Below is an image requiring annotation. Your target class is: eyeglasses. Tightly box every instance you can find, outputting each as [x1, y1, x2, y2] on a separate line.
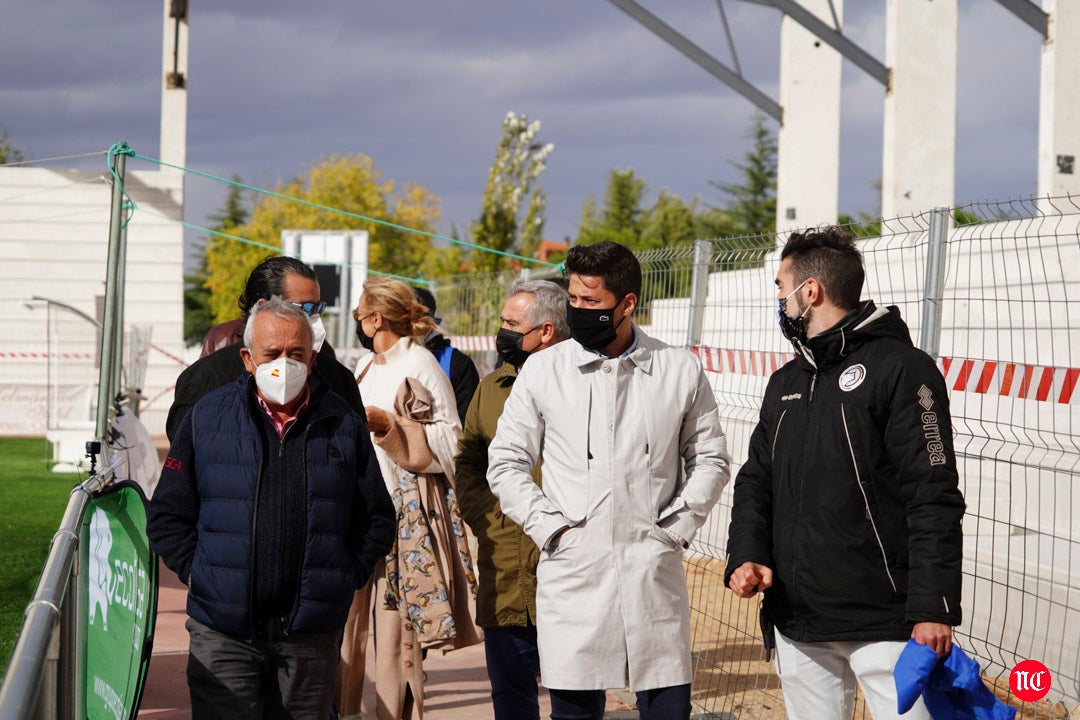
[291, 301, 327, 317]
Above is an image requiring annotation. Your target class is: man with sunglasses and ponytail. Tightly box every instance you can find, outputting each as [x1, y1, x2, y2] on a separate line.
[488, 240, 730, 720]
[167, 255, 363, 441]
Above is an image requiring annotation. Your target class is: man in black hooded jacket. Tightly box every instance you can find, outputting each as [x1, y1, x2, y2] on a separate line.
[725, 226, 965, 720]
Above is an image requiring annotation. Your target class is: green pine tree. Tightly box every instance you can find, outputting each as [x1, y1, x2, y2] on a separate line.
[184, 179, 248, 345]
[576, 168, 645, 248]
[709, 113, 777, 236]
[0, 130, 25, 165]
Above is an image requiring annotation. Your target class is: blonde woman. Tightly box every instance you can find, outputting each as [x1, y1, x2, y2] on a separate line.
[338, 277, 481, 720]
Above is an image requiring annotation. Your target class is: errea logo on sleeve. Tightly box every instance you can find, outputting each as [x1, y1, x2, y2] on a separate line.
[918, 385, 947, 466]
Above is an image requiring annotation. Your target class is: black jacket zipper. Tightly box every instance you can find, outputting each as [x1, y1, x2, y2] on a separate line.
[789, 372, 818, 609]
[247, 437, 264, 640]
[840, 404, 897, 593]
[284, 410, 339, 635]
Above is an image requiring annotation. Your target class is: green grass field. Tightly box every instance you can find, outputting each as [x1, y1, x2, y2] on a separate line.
[0, 438, 81, 676]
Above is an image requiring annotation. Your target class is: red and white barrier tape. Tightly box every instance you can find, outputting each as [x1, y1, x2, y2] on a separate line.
[452, 335, 497, 352]
[0, 351, 95, 360]
[692, 346, 795, 377]
[1, 346, 188, 367]
[939, 357, 1079, 406]
[691, 345, 1079, 406]
[151, 344, 190, 367]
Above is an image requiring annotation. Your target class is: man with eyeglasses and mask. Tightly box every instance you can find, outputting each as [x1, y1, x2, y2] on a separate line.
[725, 227, 965, 720]
[149, 297, 394, 719]
[454, 278, 570, 720]
[167, 256, 363, 441]
[487, 241, 730, 720]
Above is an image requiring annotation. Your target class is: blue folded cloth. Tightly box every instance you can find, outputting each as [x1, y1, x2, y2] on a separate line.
[894, 640, 1016, 720]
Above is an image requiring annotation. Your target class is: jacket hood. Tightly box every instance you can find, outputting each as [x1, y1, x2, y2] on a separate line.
[794, 300, 914, 372]
[425, 330, 450, 351]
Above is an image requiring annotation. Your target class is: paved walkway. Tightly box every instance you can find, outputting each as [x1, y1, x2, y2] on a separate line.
[138, 561, 632, 719]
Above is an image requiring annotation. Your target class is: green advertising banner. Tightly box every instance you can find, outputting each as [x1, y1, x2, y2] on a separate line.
[80, 482, 158, 720]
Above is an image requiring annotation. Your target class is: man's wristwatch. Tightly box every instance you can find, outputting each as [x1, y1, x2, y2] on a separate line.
[662, 528, 689, 549]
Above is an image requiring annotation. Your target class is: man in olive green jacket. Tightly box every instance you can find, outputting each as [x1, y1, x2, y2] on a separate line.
[455, 278, 569, 720]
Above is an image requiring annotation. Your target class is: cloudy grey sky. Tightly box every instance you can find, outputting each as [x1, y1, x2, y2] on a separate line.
[0, 1, 1044, 267]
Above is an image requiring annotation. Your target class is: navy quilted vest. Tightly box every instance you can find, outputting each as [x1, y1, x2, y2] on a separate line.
[186, 376, 362, 637]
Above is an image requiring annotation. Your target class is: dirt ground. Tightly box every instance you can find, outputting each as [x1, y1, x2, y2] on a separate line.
[685, 556, 790, 719]
[680, 557, 1071, 720]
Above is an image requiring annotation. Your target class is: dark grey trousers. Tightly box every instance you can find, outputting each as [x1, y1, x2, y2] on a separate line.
[185, 617, 341, 720]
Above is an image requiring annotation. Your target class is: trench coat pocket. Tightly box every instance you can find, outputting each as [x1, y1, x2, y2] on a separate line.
[545, 519, 587, 557]
[648, 524, 684, 551]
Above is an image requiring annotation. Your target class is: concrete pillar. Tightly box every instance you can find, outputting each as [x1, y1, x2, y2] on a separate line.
[881, 0, 957, 220]
[775, 0, 843, 233]
[1038, 0, 1080, 207]
[160, 0, 188, 176]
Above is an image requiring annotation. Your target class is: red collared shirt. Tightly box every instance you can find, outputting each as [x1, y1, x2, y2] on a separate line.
[255, 386, 311, 439]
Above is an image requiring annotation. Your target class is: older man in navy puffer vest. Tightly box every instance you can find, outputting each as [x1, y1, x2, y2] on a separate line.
[149, 297, 395, 719]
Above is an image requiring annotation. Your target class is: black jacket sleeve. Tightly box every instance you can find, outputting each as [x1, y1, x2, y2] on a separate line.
[314, 355, 365, 418]
[724, 376, 778, 588]
[886, 353, 965, 626]
[349, 429, 396, 588]
[147, 412, 200, 584]
[165, 363, 200, 443]
[165, 346, 244, 442]
[449, 349, 480, 426]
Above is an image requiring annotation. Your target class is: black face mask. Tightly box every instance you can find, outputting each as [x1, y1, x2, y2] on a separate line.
[776, 280, 810, 345]
[495, 326, 540, 368]
[566, 298, 626, 351]
[355, 316, 375, 351]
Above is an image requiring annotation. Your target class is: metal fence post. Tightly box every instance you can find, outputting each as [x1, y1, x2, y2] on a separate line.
[919, 206, 949, 357]
[112, 217, 128, 400]
[96, 145, 128, 443]
[685, 239, 711, 347]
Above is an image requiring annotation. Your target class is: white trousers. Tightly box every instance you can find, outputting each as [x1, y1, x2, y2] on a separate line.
[774, 631, 930, 720]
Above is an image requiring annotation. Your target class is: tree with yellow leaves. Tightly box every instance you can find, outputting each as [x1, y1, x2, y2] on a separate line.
[204, 153, 455, 323]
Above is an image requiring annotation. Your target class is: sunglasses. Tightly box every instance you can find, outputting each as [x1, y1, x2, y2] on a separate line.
[291, 301, 327, 317]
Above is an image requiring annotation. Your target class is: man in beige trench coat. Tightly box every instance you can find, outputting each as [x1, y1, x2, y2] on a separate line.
[487, 240, 731, 720]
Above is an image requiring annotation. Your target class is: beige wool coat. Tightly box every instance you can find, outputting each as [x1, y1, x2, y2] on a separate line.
[338, 338, 481, 720]
[487, 328, 731, 692]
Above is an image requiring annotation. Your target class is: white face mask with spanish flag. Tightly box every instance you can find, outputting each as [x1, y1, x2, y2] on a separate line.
[254, 357, 308, 406]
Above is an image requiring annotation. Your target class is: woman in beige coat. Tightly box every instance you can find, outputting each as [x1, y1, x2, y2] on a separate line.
[337, 277, 481, 720]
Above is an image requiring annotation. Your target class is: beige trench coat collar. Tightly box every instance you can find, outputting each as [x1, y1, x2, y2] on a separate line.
[568, 324, 655, 375]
